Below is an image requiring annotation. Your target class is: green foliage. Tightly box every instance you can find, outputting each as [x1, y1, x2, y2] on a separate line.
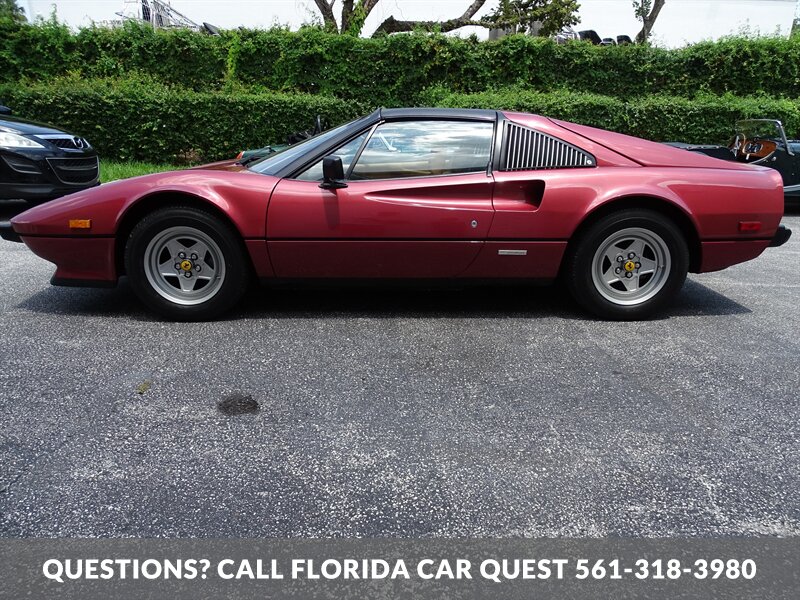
[425, 88, 800, 144]
[5, 77, 797, 167]
[3, 22, 799, 165]
[344, 2, 370, 37]
[0, 20, 228, 88]
[488, 0, 580, 37]
[0, 77, 363, 163]
[0, 0, 25, 22]
[632, 0, 651, 22]
[3, 22, 800, 102]
[230, 28, 490, 104]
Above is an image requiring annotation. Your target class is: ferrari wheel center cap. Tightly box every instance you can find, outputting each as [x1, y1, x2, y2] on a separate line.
[624, 260, 636, 273]
[180, 260, 193, 272]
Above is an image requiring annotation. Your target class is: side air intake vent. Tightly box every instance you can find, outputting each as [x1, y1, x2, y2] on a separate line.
[502, 123, 595, 171]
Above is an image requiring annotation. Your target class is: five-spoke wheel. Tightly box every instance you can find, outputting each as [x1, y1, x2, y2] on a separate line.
[565, 209, 689, 320]
[144, 226, 226, 306]
[591, 227, 671, 306]
[125, 206, 249, 320]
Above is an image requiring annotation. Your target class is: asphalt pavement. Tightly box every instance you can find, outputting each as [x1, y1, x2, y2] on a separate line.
[1, 202, 798, 537]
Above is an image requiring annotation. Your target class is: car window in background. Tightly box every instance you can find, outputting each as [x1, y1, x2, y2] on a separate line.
[295, 132, 369, 182]
[247, 120, 356, 176]
[349, 121, 493, 181]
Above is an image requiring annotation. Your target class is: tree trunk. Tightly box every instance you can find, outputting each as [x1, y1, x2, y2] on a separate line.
[374, 0, 488, 36]
[341, 0, 354, 33]
[636, 0, 666, 43]
[342, 0, 381, 35]
[313, 0, 338, 31]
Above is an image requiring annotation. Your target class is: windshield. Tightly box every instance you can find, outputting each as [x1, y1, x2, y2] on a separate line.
[246, 119, 358, 175]
[736, 120, 782, 140]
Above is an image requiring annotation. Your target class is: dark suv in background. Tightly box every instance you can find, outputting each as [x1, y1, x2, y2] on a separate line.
[0, 104, 99, 204]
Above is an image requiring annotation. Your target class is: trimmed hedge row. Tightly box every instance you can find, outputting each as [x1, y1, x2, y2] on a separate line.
[2, 20, 800, 104]
[422, 87, 800, 144]
[0, 78, 363, 163]
[3, 79, 798, 163]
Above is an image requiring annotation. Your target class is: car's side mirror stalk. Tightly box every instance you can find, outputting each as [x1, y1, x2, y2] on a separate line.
[320, 156, 348, 190]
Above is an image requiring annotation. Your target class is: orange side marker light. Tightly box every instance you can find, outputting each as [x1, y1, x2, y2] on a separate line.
[69, 219, 92, 230]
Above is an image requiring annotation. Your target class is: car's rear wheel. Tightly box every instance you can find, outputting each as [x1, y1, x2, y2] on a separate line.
[124, 206, 249, 320]
[564, 209, 689, 320]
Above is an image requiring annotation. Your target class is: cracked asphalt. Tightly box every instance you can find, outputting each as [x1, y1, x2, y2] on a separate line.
[0, 201, 798, 538]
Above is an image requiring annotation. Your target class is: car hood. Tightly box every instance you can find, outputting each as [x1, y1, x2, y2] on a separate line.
[11, 168, 279, 238]
[0, 115, 76, 136]
[190, 159, 248, 173]
[551, 118, 757, 171]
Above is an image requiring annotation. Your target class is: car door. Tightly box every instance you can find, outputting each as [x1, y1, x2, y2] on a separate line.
[462, 120, 599, 279]
[267, 119, 496, 278]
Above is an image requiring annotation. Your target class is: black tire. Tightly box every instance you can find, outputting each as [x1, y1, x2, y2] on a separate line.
[564, 209, 689, 320]
[124, 206, 250, 321]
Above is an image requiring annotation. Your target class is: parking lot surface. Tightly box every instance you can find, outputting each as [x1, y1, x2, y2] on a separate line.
[1, 203, 798, 537]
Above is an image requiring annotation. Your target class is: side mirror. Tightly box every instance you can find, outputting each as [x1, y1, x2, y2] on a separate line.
[0, 105, 11, 116]
[320, 155, 347, 190]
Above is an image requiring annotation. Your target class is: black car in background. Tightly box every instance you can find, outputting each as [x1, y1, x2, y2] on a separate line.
[0, 104, 99, 204]
[667, 119, 800, 208]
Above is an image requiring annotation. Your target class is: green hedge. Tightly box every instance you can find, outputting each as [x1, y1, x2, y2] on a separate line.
[3, 78, 798, 164]
[422, 88, 800, 144]
[0, 19, 228, 90]
[0, 78, 363, 163]
[2, 20, 800, 104]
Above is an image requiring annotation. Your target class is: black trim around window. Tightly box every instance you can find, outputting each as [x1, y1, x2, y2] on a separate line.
[287, 112, 502, 182]
[277, 108, 502, 181]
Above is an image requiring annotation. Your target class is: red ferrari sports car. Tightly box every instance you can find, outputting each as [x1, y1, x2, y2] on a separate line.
[0, 108, 791, 320]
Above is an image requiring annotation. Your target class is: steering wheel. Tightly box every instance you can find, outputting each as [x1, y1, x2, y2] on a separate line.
[730, 134, 742, 157]
[732, 136, 777, 163]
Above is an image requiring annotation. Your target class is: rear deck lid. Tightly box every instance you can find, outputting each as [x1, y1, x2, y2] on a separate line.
[550, 118, 757, 171]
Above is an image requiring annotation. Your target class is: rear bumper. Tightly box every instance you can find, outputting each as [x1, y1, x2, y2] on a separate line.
[699, 239, 771, 273]
[699, 227, 792, 273]
[0, 221, 21, 242]
[769, 225, 791, 247]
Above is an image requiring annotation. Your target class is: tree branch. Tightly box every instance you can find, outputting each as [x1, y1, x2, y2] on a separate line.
[636, 0, 666, 43]
[341, 0, 381, 35]
[374, 0, 489, 35]
[362, 0, 381, 14]
[313, 0, 338, 31]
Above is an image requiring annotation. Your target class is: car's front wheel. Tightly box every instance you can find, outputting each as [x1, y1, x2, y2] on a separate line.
[124, 206, 249, 320]
[564, 209, 689, 320]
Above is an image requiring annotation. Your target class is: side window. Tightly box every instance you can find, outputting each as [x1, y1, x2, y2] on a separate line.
[295, 132, 368, 181]
[349, 121, 493, 181]
[501, 122, 595, 170]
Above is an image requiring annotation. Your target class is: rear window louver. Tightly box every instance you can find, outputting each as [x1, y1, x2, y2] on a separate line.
[501, 122, 595, 171]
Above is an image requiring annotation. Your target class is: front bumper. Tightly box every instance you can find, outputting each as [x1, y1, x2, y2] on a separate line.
[1, 148, 100, 203]
[0, 221, 21, 242]
[769, 224, 792, 247]
[0, 180, 100, 203]
[17, 235, 118, 284]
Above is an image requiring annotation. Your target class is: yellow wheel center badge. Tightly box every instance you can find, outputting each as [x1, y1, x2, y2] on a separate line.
[624, 260, 636, 273]
[180, 260, 193, 272]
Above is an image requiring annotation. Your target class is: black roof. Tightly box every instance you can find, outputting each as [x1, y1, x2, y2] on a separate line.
[255, 107, 501, 178]
[379, 107, 498, 121]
